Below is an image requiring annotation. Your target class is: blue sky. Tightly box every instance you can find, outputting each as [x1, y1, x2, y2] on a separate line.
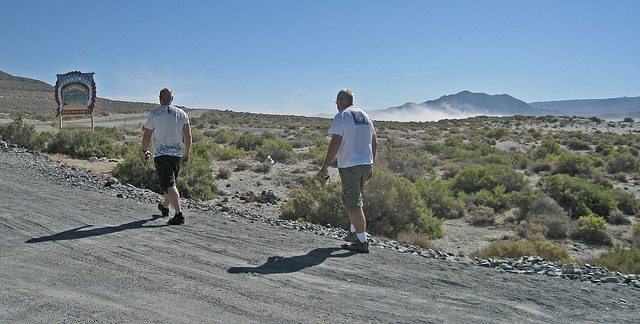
[2, 1, 638, 116]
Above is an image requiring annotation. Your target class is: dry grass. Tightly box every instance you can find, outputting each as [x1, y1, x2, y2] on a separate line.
[396, 232, 435, 250]
[44, 153, 118, 177]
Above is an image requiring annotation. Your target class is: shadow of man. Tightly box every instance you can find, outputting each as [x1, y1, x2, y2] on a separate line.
[26, 215, 168, 243]
[227, 247, 356, 275]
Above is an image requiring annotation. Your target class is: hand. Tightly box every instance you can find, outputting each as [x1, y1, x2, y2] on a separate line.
[143, 151, 151, 161]
[181, 153, 190, 164]
[367, 169, 374, 180]
[316, 169, 328, 181]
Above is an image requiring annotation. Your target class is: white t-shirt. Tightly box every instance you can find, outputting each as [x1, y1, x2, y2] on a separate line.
[328, 106, 376, 168]
[144, 105, 189, 157]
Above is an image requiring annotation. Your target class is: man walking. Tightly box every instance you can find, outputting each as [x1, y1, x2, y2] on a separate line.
[317, 89, 377, 253]
[142, 88, 192, 225]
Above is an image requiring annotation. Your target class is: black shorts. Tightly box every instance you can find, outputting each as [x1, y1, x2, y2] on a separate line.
[154, 155, 182, 194]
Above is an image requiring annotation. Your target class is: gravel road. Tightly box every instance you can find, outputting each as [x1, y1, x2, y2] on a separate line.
[1, 145, 639, 323]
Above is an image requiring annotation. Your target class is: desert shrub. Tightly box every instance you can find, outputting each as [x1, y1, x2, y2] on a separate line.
[282, 167, 444, 239]
[517, 221, 548, 241]
[363, 167, 443, 239]
[299, 145, 327, 163]
[468, 205, 496, 226]
[234, 160, 251, 171]
[552, 153, 597, 178]
[396, 232, 435, 250]
[253, 162, 272, 173]
[592, 243, 640, 274]
[189, 141, 216, 161]
[529, 160, 552, 173]
[621, 146, 640, 157]
[212, 145, 246, 161]
[218, 167, 232, 179]
[113, 147, 217, 200]
[518, 194, 570, 240]
[422, 139, 445, 154]
[0, 118, 41, 149]
[608, 210, 631, 225]
[606, 151, 640, 174]
[539, 174, 618, 219]
[46, 129, 120, 159]
[565, 139, 592, 151]
[414, 175, 465, 219]
[112, 152, 161, 193]
[177, 154, 218, 200]
[572, 214, 612, 245]
[486, 128, 508, 140]
[256, 139, 296, 163]
[483, 153, 509, 165]
[280, 178, 347, 228]
[205, 128, 237, 144]
[623, 117, 635, 123]
[190, 130, 205, 143]
[443, 136, 463, 147]
[449, 164, 528, 196]
[510, 154, 531, 170]
[595, 143, 614, 156]
[260, 131, 277, 140]
[531, 139, 562, 160]
[234, 134, 263, 151]
[612, 172, 629, 183]
[633, 223, 640, 244]
[471, 240, 575, 263]
[383, 152, 433, 182]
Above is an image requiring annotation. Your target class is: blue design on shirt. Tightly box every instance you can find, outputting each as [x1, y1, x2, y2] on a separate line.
[352, 111, 368, 125]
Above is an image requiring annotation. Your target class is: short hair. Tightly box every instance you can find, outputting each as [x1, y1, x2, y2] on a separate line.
[159, 88, 172, 104]
[337, 89, 354, 105]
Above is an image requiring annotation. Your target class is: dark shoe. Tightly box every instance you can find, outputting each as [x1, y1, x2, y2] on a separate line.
[158, 203, 169, 217]
[167, 213, 185, 225]
[343, 240, 369, 253]
[344, 231, 358, 243]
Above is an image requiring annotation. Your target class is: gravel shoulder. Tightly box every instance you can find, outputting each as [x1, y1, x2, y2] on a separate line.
[2, 146, 640, 323]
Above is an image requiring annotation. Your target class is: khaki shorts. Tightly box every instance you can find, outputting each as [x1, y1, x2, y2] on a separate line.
[339, 164, 372, 211]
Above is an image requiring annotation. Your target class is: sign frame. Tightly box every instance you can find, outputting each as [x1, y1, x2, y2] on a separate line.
[55, 71, 97, 131]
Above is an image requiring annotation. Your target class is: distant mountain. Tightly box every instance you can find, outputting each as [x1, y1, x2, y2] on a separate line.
[529, 97, 640, 119]
[366, 90, 640, 122]
[367, 91, 549, 122]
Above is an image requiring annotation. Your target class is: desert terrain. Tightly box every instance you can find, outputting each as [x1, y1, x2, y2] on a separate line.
[3, 110, 638, 263]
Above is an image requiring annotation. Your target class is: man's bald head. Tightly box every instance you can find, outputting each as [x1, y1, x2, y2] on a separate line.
[160, 88, 173, 105]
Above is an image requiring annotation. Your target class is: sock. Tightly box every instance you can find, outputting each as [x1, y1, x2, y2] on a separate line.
[350, 224, 356, 233]
[357, 232, 368, 243]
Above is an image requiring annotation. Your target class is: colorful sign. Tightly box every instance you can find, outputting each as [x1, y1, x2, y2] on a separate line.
[55, 71, 96, 117]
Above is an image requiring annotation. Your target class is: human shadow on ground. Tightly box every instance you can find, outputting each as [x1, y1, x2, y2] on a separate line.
[227, 247, 357, 275]
[26, 215, 168, 243]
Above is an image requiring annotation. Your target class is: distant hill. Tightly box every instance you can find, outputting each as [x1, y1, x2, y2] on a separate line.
[529, 97, 640, 119]
[366, 90, 640, 122]
[0, 71, 158, 118]
[367, 91, 548, 122]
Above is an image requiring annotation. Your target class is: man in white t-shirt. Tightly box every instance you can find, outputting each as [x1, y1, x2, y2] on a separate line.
[142, 88, 192, 225]
[317, 89, 378, 253]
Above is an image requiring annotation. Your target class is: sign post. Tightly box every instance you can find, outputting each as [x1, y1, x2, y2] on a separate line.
[55, 71, 97, 131]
